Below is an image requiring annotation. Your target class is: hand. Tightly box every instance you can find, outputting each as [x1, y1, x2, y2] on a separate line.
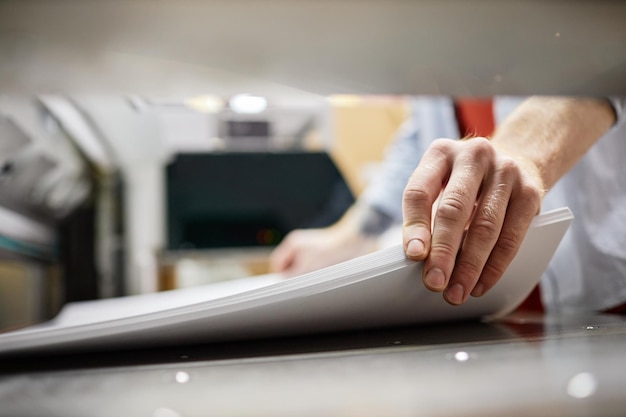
[402, 137, 543, 305]
[270, 226, 378, 277]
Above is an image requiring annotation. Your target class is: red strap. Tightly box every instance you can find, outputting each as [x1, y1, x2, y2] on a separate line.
[515, 286, 544, 313]
[455, 98, 495, 138]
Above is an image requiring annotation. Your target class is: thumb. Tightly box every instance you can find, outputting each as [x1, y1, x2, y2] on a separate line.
[402, 189, 437, 261]
[403, 222, 431, 261]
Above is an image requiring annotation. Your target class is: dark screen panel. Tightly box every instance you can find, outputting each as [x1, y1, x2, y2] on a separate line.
[166, 152, 353, 249]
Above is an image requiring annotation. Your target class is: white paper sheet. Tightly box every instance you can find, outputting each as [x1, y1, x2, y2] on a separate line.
[49, 275, 282, 328]
[0, 208, 573, 355]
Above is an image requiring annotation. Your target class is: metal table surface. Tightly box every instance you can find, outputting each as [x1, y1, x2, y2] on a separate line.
[1, 313, 625, 417]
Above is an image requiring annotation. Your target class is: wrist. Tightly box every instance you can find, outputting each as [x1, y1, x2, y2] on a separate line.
[357, 204, 394, 237]
[329, 203, 390, 247]
[492, 97, 614, 192]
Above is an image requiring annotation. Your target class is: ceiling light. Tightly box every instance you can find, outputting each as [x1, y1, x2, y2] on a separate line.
[229, 94, 268, 114]
[185, 95, 224, 113]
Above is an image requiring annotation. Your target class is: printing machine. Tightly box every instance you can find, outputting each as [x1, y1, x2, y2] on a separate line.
[0, 98, 98, 329]
[0, 0, 626, 416]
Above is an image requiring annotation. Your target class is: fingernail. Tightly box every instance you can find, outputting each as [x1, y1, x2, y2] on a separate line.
[471, 283, 484, 297]
[424, 268, 446, 290]
[445, 283, 465, 305]
[407, 238, 425, 258]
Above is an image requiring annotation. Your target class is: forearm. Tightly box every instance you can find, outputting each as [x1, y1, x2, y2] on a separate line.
[332, 201, 394, 238]
[492, 96, 616, 192]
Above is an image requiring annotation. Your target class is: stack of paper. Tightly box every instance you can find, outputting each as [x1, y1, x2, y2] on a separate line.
[0, 208, 573, 355]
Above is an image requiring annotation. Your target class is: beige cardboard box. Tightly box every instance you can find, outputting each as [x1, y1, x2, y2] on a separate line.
[328, 96, 409, 196]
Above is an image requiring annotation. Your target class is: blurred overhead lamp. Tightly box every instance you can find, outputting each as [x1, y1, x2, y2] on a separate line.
[327, 95, 362, 107]
[184, 95, 224, 113]
[229, 94, 268, 114]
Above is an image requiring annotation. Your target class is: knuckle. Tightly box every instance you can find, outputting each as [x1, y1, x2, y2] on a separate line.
[471, 215, 499, 241]
[469, 136, 492, 148]
[495, 231, 520, 254]
[471, 201, 501, 238]
[478, 202, 500, 225]
[517, 184, 542, 211]
[437, 190, 472, 220]
[431, 138, 455, 152]
[465, 137, 494, 157]
[431, 240, 459, 260]
[457, 140, 495, 173]
[522, 182, 542, 200]
[497, 157, 520, 179]
[455, 255, 484, 279]
[403, 187, 431, 205]
[424, 139, 455, 163]
[481, 261, 507, 283]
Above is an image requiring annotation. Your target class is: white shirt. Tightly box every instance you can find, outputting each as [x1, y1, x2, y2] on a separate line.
[361, 96, 626, 312]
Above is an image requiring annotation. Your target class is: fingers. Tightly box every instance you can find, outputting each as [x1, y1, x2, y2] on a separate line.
[402, 139, 455, 261]
[425, 138, 493, 294]
[269, 227, 376, 277]
[270, 233, 313, 277]
[470, 174, 541, 297]
[268, 234, 298, 273]
[403, 138, 543, 306]
[444, 157, 516, 304]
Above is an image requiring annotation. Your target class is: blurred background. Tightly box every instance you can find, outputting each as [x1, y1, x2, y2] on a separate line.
[0, 87, 412, 331]
[1, 0, 625, 331]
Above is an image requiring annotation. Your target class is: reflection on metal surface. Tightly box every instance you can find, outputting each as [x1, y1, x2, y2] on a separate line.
[1, 315, 626, 416]
[445, 350, 479, 362]
[567, 372, 597, 399]
[174, 371, 190, 384]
